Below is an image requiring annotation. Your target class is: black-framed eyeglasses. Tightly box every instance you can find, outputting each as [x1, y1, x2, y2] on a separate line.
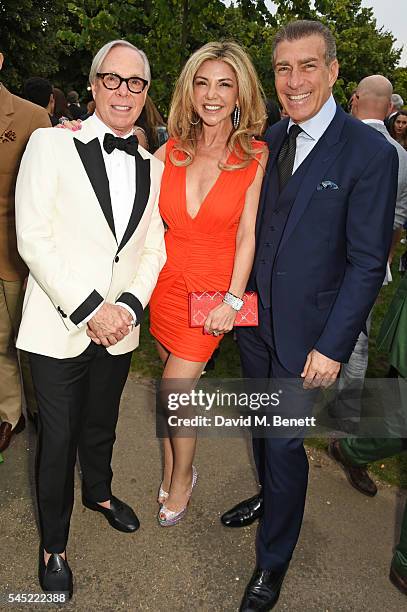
[96, 72, 148, 94]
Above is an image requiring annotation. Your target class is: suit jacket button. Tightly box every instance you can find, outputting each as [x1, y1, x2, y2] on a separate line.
[265, 243, 271, 247]
[270, 226, 275, 231]
[57, 306, 67, 318]
[115, 256, 119, 263]
[274, 209, 280, 214]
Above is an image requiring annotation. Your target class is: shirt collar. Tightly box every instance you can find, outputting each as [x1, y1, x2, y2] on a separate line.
[89, 112, 133, 141]
[362, 118, 385, 126]
[288, 94, 337, 141]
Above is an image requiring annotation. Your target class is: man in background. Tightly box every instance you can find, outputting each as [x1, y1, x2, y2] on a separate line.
[66, 89, 87, 119]
[23, 77, 57, 125]
[330, 75, 407, 435]
[0, 52, 50, 453]
[385, 93, 405, 128]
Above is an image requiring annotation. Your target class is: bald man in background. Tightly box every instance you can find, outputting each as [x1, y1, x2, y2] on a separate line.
[329, 75, 407, 461]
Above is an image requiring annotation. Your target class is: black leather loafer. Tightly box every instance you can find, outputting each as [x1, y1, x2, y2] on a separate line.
[221, 492, 263, 528]
[38, 548, 73, 600]
[328, 438, 377, 497]
[82, 495, 140, 532]
[240, 566, 287, 611]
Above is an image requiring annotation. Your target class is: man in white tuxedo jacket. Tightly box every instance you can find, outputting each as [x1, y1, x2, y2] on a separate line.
[15, 40, 166, 597]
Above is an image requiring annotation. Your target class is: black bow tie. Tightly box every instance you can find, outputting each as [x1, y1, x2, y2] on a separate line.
[103, 133, 138, 156]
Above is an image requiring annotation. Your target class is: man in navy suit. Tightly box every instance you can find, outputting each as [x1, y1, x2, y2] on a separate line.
[221, 20, 399, 611]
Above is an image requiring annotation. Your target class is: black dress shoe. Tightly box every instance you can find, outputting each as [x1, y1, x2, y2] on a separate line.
[38, 548, 73, 599]
[240, 566, 287, 611]
[328, 439, 377, 497]
[0, 414, 25, 452]
[221, 492, 263, 528]
[390, 564, 407, 595]
[83, 495, 140, 533]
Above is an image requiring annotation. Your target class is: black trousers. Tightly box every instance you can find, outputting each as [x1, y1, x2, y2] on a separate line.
[237, 323, 316, 572]
[29, 342, 132, 553]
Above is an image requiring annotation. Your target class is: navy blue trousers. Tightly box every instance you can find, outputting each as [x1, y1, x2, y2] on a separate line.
[237, 323, 315, 571]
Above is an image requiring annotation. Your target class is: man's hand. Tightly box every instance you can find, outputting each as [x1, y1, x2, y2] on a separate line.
[87, 303, 133, 347]
[301, 349, 340, 389]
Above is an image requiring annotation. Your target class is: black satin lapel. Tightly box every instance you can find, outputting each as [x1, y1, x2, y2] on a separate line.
[74, 137, 116, 239]
[117, 151, 151, 252]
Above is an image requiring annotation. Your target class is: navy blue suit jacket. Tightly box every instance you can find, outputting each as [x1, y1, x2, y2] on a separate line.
[249, 105, 399, 374]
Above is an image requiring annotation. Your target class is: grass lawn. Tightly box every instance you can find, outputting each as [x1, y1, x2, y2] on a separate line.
[131, 246, 407, 488]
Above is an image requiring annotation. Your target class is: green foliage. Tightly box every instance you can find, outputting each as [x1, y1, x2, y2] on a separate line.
[0, 0, 67, 92]
[393, 67, 407, 106]
[1, 0, 405, 115]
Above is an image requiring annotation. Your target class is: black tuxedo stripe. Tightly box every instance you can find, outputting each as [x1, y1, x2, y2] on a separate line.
[116, 292, 144, 325]
[70, 290, 104, 325]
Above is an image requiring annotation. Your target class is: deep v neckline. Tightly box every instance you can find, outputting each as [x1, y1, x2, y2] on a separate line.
[184, 150, 234, 221]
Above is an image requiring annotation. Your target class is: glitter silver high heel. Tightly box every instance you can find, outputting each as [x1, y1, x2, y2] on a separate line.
[158, 483, 169, 505]
[158, 466, 198, 527]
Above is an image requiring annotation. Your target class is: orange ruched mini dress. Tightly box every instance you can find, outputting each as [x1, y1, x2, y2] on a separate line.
[149, 138, 263, 362]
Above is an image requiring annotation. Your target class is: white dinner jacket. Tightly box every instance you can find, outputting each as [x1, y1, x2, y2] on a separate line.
[15, 118, 166, 358]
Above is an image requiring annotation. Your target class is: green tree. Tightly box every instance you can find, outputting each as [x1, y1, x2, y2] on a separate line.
[0, 0, 68, 92]
[392, 67, 407, 107]
[2, 0, 404, 115]
[55, 0, 228, 113]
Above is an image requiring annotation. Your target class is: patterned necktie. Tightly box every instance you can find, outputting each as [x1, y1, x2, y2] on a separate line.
[103, 133, 138, 156]
[277, 124, 303, 190]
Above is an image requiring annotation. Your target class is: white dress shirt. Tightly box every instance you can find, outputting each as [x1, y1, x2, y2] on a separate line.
[90, 113, 136, 245]
[288, 94, 337, 173]
[79, 113, 137, 326]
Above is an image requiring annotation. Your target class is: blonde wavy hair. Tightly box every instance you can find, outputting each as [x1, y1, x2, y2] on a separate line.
[168, 41, 266, 170]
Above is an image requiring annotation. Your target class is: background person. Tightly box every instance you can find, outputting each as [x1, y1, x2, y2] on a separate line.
[0, 52, 50, 453]
[330, 75, 407, 432]
[134, 94, 168, 152]
[328, 434, 407, 596]
[22, 77, 57, 125]
[385, 93, 405, 128]
[51, 86, 72, 122]
[389, 110, 407, 150]
[66, 89, 87, 119]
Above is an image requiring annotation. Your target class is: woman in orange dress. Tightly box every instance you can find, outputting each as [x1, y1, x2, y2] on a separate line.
[150, 41, 268, 525]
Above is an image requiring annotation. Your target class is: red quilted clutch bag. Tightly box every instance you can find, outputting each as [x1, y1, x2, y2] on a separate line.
[188, 291, 258, 327]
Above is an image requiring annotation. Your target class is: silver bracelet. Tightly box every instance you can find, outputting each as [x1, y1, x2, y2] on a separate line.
[223, 291, 244, 311]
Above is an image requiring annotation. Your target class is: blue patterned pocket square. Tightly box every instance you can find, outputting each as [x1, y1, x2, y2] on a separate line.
[317, 180, 339, 191]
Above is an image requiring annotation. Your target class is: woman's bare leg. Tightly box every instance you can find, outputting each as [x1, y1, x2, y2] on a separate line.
[160, 354, 205, 511]
[154, 341, 174, 495]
